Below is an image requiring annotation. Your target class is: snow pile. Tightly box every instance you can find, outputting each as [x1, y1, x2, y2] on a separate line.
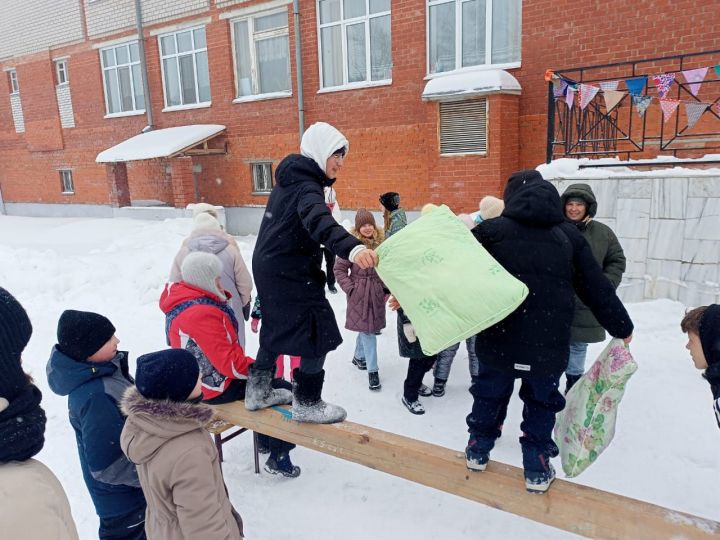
[0, 215, 717, 539]
[538, 155, 720, 179]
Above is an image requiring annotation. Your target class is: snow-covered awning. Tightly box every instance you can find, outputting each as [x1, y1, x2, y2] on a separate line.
[96, 124, 226, 163]
[421, 69, 521, 102]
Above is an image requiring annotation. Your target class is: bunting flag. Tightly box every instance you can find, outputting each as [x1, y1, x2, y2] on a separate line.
[603, 89, 625, 112]
[660, 98, 680, 123]
[553, 79, 568, 98]
[625, 76, 647, 96]
[565, 85, 577, 109]
[682, 67, 708, 97]
[714, 65, 720, 80]
[632, 95, 652, 117]
[653, 73, 675, 99]
[684, 102, 709, 130]
[715, 102, 720, 116]
[579, 84, 600, 109]
[599, 80, 619, 92]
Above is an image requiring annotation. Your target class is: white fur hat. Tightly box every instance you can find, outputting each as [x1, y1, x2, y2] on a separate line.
[478, 196, 504, 220]
[191, 202, 220, 218]
[180, 252, 226, 300]
[192, 212, 222, 232]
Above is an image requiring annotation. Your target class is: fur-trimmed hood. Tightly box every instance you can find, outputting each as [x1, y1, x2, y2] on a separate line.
[120, 386, 214, 465]
[350, 227, 384, 250]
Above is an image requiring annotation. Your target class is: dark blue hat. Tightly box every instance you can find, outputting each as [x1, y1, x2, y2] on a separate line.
[57, 310, 115, 361]
[135, 349, 200, 402]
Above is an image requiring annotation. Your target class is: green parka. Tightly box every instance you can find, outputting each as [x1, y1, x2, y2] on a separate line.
[561, 183, 626, 343]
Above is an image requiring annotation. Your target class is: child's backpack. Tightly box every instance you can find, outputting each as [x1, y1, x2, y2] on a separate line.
[375, 204, 528, 355]
[554, 339, 638, 477]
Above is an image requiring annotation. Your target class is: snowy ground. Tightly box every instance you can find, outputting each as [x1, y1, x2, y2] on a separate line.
[1, 215, 718, 539]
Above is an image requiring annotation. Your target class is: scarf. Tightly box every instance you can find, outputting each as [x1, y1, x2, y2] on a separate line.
[0, 384, 46, 462]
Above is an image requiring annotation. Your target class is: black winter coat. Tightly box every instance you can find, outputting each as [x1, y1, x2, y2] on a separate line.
[472, 170, 634, 376]
[252, 154, 361, 358]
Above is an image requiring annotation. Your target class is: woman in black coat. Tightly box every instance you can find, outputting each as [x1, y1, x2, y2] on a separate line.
[247, 122, 378, 424]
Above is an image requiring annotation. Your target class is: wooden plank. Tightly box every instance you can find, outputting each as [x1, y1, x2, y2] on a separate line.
[213, 403, 720, 540]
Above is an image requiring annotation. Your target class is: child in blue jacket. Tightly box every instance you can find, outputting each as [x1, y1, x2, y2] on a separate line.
[47, 310, 146, 540]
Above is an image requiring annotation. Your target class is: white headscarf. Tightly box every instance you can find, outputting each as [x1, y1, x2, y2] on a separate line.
[300, 122, 349, 175]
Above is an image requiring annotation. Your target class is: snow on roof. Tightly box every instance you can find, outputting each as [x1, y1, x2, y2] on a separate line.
[422, 69, 521, 101]
[537, 155, 720, 179]
[96, 124, 226, 163]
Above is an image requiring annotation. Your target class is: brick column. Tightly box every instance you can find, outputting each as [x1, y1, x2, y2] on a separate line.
[105, 163, 131, 207]
[169, 157, 196, 208]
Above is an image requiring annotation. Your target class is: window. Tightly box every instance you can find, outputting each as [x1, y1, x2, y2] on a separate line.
[251, 162, 273, 193]
[439, 99, 487, 154]
[59, 170, 75, 194]
[55, 60, 69, 85]
[427, 0, 521, 75]
[8, 69, 19, 94]
[233, 11, 291, 99]
[159, 27, 210, 108]
[317, 0, 391, 89]
[100, 42, 145, 114]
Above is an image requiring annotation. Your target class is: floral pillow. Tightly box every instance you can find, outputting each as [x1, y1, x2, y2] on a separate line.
[554, 339, 637, 477]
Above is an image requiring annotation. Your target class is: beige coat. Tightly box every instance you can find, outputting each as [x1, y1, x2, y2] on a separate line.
[0, 458, 79, 539]
[120, 387, 243, 540]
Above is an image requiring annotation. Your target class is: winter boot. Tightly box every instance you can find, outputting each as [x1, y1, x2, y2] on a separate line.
[245, 365, 292, 411]
[524, 463, 556, 494]
[564, 373, 582, 395]
[292, 369, 347, 424]
[432, 379, 446, 397]
[465, 439, 490, 472]
[264, 452, 301, 478]
[418, 383, 432, 397]
[368, 371, 381, 391]
[401, 396, 425, 415]
[352, 356, 367, 370]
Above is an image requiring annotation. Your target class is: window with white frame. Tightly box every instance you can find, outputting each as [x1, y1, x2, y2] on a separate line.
[100, 42, 145, 114]
[233, 11, 291, 98]
[8, 69, 19, 94]
[59, 170, 75, 194]
[251, 162, 273, 193]
[55, 59, 69, 85]
[427, 0, 521, 75]
[317, 0, 392, 89]
[159, 27, 210, 108]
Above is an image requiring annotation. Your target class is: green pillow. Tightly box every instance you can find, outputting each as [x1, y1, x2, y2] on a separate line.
[375, 205, 528, 355]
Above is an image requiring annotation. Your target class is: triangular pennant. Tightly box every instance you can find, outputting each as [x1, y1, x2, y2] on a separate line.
[603, 89, 625, 112]
[714, 65, 720, 80]
[682, 67, 708, 97]
[684, 102, 709, 130]
[599, 80, 619, 92]
[625, 76, 647, 96]
[653, 73, 676, 99]
[579, 84, 600, 109]
[632, 95, 652, 117]
[553, 79, 568, 98]
[715, 102, 720, 116]
[565, 85, 576, 109]
[659, 98, 680, 123]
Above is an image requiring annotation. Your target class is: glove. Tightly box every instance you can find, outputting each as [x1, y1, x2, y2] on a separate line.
[242, 301, 251, 321]
[251, 318, 260, 333]
[403, 323, 417, 343]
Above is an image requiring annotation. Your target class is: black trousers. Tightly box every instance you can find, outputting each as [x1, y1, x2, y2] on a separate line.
[254, 347, 326, 375]
[323, 247, 336, 287]
[99, 506, 147, 540]
[403, 356, 436, 401]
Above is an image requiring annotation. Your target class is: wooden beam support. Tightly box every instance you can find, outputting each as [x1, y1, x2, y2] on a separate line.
[213, 403, 719, 540]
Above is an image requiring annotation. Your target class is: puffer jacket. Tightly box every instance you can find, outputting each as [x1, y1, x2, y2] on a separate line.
[561, 183, 626, 343]
[120, 388, 243, 540]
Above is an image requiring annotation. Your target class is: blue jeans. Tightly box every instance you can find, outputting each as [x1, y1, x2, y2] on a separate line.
[466, 363, 564, 473]
[434, 335, 479, 381]
[354, 332, 378, 373]
[566, 341, 589, 377]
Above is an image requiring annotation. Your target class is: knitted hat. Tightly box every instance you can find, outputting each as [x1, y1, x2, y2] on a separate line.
[379, 192, 400, 212]
[566, 196, 586, 206]
[191, 203, 219, 218]
[421, 203, 438, 216]
[478, 196, 505, 220]
[354, 208, 376, 230]
[0, 288, 33, 401]
[135, 349, 200, 402]
[192, 212, 222, 232]
[57, 310, 116, 361]
[181, 251, 226, 300]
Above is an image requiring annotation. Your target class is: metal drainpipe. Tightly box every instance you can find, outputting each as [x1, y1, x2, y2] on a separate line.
[293, 0, 305, 139]
[135, 0, 154, 131]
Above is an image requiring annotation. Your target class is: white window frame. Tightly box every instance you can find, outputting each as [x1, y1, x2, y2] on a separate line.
[8, 69, 19, 94]
[231, 9, 292, 103]
[55, 59, 69, 85]
[316, 0, 392, 91]
[426, 0, 521, 77]
[158, 25, 211, 111]
[251, 162, 273, 194]
[59, 169, 75, 194]
[99, 41, 145, 117]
